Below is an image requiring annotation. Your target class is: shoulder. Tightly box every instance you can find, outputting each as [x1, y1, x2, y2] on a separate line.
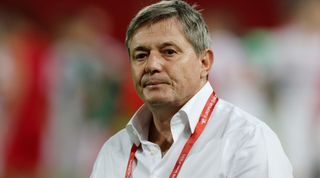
[214, 99, 285, 155]
[98, 129, 132, 155]
[216, 99, 273, 138]
[215, 99, 293, 177]
[90, 129, 132, 178]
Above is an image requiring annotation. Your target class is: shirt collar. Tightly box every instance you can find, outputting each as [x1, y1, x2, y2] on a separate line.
[126, 82, 213, 145]
[179, 82, 213, 133]
[126, 105, 152, 146]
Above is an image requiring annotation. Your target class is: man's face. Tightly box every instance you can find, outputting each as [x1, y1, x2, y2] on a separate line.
[129, 17, 211, 107]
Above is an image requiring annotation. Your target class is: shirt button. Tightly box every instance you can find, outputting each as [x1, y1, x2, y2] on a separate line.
[150, 146, 158, 155]
[150, 149, 157, 155]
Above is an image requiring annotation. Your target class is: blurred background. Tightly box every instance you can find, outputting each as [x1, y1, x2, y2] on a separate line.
[0, 0, 319, 177]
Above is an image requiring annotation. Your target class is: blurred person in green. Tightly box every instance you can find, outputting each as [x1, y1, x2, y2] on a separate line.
[42, 7, 126, 178]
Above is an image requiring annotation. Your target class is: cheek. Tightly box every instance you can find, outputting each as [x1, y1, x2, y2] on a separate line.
[130, 66, 140, 85]
[180, 59, 202, 80]
[167, 65, 194, 89]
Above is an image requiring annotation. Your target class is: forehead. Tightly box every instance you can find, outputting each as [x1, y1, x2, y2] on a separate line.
[129, 18, 190, 49]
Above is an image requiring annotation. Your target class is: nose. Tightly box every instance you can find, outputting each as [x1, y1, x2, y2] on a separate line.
[144, 51, 162, 74]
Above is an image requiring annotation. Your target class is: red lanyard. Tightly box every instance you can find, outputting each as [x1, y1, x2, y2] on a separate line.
[124, 91, 218, 178]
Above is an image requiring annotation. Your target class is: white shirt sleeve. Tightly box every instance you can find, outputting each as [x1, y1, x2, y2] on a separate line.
[90, 142, 113, 178]
[227, 125, 293, 178]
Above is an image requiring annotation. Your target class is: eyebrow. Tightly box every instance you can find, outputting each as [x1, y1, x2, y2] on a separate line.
[132, 46, 149, 53]
[131, 41, 181, 54]
[160, 41, 176, 48]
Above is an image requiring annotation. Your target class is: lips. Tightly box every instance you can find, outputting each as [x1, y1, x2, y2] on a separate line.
[143, 80, 165, 87]
[141, 77, 170, 88]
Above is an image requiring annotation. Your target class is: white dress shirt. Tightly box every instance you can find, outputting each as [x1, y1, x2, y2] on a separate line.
[90, 82, 293, 178]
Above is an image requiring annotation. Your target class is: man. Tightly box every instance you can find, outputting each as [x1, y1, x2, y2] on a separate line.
[90, 1, 293, 178]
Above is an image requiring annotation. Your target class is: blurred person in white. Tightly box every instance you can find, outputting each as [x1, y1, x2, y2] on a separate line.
[205, 10, 269, 123]
[42, 7, 126, 178]
[90, 1, 292, 178]
[268, 0, 320, 177]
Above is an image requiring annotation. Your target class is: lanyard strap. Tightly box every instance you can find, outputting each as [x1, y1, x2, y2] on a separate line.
[124, 91, 218, 178]
[124, 144, 139, 178]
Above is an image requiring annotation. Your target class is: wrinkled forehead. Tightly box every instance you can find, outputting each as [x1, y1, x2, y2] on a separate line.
[129, 17, 185, 47]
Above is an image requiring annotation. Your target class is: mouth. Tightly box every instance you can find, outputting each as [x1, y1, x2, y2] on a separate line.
[142, 79, 169, 88]
[143, 81, 164, 88]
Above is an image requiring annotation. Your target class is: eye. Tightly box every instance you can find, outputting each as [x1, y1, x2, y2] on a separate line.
[133, 53, 148, 60]
[163, 49, 177, 57]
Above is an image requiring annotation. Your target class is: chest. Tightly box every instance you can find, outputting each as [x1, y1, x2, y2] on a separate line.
[113, 138, 230, 178]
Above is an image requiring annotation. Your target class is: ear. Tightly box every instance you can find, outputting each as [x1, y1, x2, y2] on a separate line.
[200, 49, 214, 79]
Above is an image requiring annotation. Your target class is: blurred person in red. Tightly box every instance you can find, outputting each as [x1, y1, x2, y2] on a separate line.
[0, 11, 49, 178]
[91, 1, 292, 178]
[0, 16, 15, 176]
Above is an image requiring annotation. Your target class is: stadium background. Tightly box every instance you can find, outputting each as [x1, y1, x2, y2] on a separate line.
[0, 0, 319, 178]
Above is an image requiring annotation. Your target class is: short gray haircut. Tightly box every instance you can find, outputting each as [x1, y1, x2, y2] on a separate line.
[125, 0, 212, 56]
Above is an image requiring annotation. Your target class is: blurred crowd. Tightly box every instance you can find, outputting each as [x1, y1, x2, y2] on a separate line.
[0, 1, 320, 178]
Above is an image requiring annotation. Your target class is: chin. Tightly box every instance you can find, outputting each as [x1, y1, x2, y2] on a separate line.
[144, 96, 172, 106]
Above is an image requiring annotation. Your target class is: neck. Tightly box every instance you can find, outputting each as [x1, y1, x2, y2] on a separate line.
[147, 105, 180, 154]
[146, 81, 207, 154]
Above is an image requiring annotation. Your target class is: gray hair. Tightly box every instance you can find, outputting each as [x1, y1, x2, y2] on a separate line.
[125, 0, 212, 56]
